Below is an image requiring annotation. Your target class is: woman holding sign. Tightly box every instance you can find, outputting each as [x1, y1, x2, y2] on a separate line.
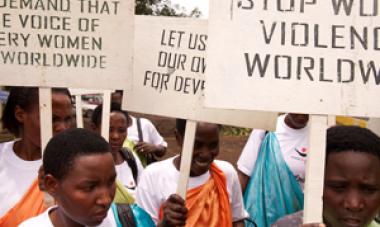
[0, 86, 74, 226]
[135, 119, 247, 227]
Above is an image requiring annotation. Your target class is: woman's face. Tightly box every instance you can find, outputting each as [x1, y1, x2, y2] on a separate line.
[51, 92, 73, 136]
[16, 92, 73, 148]
[53, 153, 117, 226]
[177, 123, 220, 177]
[108, 112, 128, 153]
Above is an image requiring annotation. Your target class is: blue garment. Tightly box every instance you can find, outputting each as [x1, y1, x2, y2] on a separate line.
[244, 132, 304, 227]
[130, 204, 155, 227]
[111, 203, 155, 227]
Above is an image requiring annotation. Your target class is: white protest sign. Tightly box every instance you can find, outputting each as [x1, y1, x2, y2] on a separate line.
[205, 0, 380, 117]
[0, 0, 134, 89]
[124, 16, 277, 130]
[368, 118, 380, 136]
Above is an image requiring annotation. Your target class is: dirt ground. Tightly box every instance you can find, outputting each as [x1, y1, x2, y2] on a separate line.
[131, 112, 249, 168]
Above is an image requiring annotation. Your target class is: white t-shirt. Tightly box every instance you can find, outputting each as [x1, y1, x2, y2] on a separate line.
[0, 141, 41, 217]
[135, 157, 247, 224]
[115, 151, 144, 196]
[128, 116, 167, 147]
[19, 205, 117, 227]
[237, 115, 309, 186]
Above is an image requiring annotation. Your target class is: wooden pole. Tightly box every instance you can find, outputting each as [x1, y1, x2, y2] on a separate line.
[101, 91, 112, 141]
[303, 115, 328, 223]
[38, 87, 55, 207]
[176, 120, 197, 198]
[39, 88, 52, 151]
[75, 95, 84, 128]
[327, 115, 336, 127]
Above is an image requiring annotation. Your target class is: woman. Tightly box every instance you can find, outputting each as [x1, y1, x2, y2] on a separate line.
[91, 102, 144, 197]
[0, 87, 73, 226]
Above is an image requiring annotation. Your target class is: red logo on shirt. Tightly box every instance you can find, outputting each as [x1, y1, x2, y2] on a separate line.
[295, 148, 308, 157]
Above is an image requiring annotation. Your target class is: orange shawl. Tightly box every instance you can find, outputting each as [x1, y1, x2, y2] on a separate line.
[0, 178, 47, 226]
[160, 163, 233, 227]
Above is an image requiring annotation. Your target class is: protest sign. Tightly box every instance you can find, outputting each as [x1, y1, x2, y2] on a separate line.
[0, 0, 134, 89]
[205, 0, 380, 223]
[206, 0, 380, 117]
[125, 16, 277, 130]
[368, 118, 380, 136]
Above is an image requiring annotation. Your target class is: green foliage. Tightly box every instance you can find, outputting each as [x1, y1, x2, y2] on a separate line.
[135, 0, 202, 17]
[222, 126, 252, 136]
[158, 5, 182, 17]
[135, 0, 155, 15]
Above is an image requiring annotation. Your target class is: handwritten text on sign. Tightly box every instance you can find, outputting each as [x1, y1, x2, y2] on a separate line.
[0, 0, 133, 89]
[206, 0, 380, 117]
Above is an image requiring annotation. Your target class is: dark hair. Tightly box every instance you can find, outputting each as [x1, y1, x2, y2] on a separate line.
[1, 87, 39, 136]
[1, 87, 72, 137]
[326, 125, 380, 161]
[114, 90, 123, 95]
[43, 128, 110, 180]
[91, 102, 129, 127]
[52, 88, 72, 104]
[175, 119, 222, 137]
[176, 118, 187, 136]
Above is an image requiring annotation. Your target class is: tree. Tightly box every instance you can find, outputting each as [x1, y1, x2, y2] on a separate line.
[135, 0, 156, 15]
[135, 0, 203, 18]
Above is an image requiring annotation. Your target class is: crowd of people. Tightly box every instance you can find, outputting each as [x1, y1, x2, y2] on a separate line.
[0, 86, 379, 227]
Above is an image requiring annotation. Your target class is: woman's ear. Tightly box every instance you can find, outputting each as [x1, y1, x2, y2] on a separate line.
[44, 174, 59, 198]
[14, 105, 26, 123]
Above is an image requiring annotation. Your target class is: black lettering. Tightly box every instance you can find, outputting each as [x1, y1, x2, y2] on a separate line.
[331, 0, 354, 16]
[0, 50, 15, 63]
[274, 55, 291, 79]
[359, 60, 380, 85]
[332, 25, 345, 49]
[292, 23, 308, 46]
[318, 58, 332, 82]
[277, 0, 295, 12]
[360, 0, 378, 16]
[260, 20, 277, 44]
[296, 56, 314, 81]
[374, 27, 380, 50]
[350, 26, 368, 50]
[337, 59, 355, 83]
[314, 25, 328, 48]
[244, 53, 270, 77]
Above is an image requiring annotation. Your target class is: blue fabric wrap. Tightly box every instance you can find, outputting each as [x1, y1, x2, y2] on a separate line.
[111, 203, 155, 227]
[131, 204, 156, 227]
[111, 203, 123, 227]
[243, 132, 304, 227]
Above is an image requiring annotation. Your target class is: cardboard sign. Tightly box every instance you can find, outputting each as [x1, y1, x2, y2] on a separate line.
[368, 118, 380, 136]
[124, 16, 277, 130]
[205, 0, 380, 117]
[0, 0, 134, 89]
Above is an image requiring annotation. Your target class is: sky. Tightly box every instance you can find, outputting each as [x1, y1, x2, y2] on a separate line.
[170, 0, 209, 18]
